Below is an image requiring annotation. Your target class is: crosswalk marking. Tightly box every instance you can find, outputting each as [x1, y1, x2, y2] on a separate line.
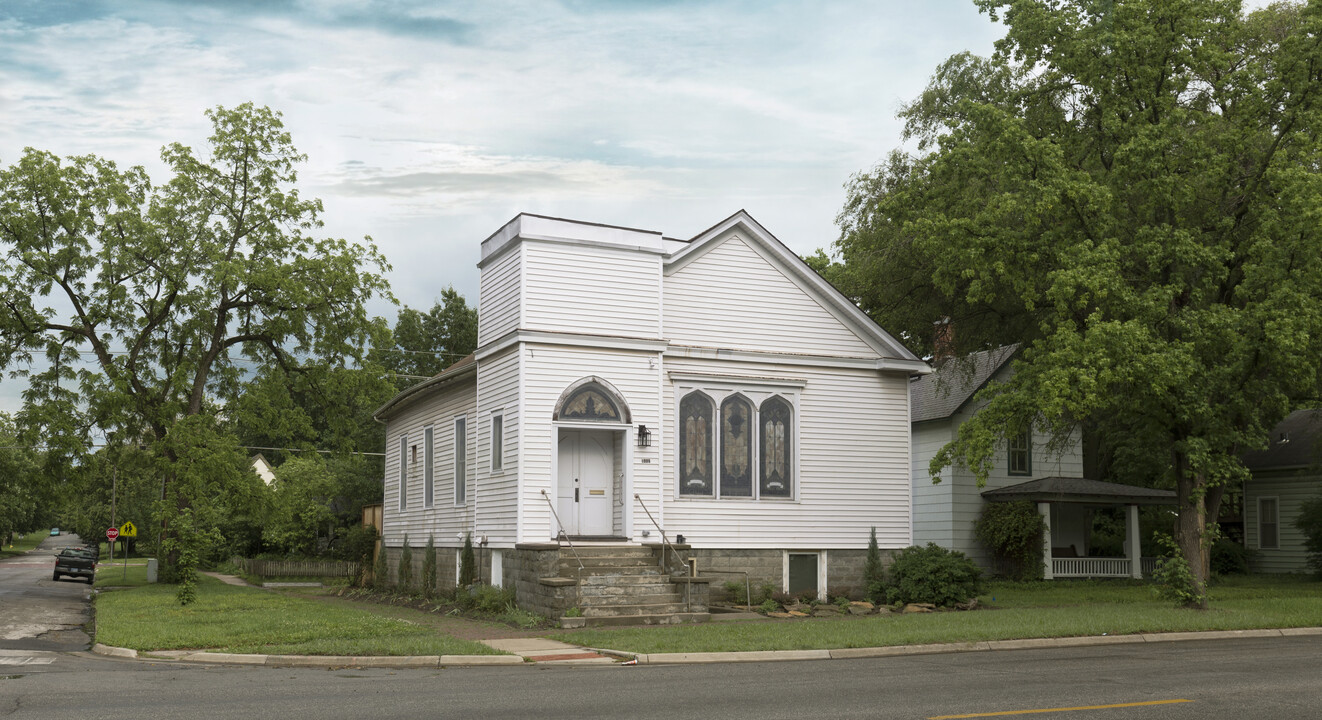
[0, 656, 55, 666]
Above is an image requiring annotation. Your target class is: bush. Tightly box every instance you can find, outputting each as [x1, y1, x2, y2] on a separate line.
[397, 535, 413, 592]
[1210, 537, 1250, 576]
[975, 501, 1046, 581]
[458, 532, 476, 587]
[863, 526, 886, 603]
[373, 540, 388, 589]
[1296, 495, 1322, 578]
[457, 584, 515, 613]
[884, 543, 982, 607]
[1151, 533, 1205, 607]
[722, 580, 748, 605]
[422, 534, 437, 598]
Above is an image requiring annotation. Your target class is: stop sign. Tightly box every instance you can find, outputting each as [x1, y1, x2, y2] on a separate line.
[106, 527, 119, 541]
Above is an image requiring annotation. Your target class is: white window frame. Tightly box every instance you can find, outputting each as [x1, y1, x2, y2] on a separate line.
[423, 425, 434, 509]
[397, 434, 408, 512]
[672, 382, 801, 503]
[454, 416, 468, 506]
[490, 413, 504, 473]
[1008, 428, 1032, 476]
[1258, 496, 1279, 550]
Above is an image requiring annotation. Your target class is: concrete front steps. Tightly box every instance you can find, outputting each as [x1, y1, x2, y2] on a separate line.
[553, 545, 709, 627]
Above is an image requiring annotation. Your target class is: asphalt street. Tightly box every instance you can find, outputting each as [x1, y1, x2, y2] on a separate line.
[0, 534, 92, 653]
[2, 540, 1320, 719]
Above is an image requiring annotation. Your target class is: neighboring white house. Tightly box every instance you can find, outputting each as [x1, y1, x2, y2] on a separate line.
[1242, 409, 1322, 574]
[910, 346, 1174, 579]
[373, 211, 928, 618]
[250, 453, 276, 486]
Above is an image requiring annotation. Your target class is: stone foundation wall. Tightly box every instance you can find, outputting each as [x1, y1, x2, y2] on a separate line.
[509, 544, 578, 618]
[692, 547, 895, 602]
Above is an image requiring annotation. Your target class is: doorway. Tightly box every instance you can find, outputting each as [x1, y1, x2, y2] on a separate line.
[556, 429, 616, 536]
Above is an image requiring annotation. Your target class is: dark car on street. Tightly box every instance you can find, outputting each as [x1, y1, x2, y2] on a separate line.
[53, 547, 96, 584]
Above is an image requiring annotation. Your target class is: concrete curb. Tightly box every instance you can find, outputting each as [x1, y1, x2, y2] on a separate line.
[90, 626, 1322, 668]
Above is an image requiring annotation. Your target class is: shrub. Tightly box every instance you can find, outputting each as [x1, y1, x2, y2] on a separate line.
[884, 543, 982, 607]
[1210, 537, 1249, 576]
[1296, 495, 1322, 578]
[758, 598, 779, 614]
[722, 580, 748, 605]
[422, 534, 437, 598]
[373, 539, 388, 589]
[863, 526, 886, 602]
[397, 535, 413, 592]
[974, 501, 1046, 581]
[757, 582, 777, 604]
[1151, 533, 1205, 607]
[459, 532, 476, 587]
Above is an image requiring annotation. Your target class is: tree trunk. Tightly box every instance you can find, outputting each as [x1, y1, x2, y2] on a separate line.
[1174, 461, 1210, 609]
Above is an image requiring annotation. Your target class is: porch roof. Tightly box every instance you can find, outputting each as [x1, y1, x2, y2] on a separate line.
[981, 476, 1177, 506]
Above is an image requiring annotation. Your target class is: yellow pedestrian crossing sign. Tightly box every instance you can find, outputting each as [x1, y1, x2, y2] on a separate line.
[119, 521, 137, 538]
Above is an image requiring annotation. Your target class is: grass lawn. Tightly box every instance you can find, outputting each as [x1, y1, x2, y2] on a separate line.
[558, 576, 1322, 654]
[95, 574, 504, 656]
[95, 562, 151, 588]
[1, 532, 47, 559]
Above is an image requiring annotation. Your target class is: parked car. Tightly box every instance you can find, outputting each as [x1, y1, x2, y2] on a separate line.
[49, 528, 60, 536]
[53, 547, 95, 584]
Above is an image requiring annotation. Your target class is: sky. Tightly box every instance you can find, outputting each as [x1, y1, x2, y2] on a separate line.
[0, 0, 1009, 414]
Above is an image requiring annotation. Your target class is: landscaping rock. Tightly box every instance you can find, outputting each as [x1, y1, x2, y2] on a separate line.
[812, 606, 842, 617]
[955, 598, 980, 611]
[787, 610, 810, 617]
[848, 605, 873, 616]
[767, 612, 794, 619]
[902, 603, 934, 614]
[874, 606, 893, 616]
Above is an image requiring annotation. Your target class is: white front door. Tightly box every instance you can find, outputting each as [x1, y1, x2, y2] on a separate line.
[557, 429, 615, 536]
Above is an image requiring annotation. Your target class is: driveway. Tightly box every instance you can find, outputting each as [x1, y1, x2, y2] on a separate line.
[0, 534, 93, 651]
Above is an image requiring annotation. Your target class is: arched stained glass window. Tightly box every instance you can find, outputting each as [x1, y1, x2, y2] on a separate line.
[560, 384, 622, 421]
[679, 392, 714, 497]
[759, 396, 793, 498]
[720, 394, 753, 498]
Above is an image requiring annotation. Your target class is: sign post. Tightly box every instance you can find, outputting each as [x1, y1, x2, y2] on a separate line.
[118, 522, 137, 581]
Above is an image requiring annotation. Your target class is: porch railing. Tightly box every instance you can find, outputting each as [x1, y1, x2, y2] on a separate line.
[633, 493, 690, 613]
[539, 489, 584, 572]
[1051, 556, 1158, 578]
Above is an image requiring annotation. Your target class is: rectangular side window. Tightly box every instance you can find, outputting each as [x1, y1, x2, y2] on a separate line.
[491, 415, 504, 472]
[455, 417, 467, 505]
[398, 434, 408, 511]
[1008, 430, 1032, 476]
[1259, 497, 1279, 550]
[423, 426, 434, 508]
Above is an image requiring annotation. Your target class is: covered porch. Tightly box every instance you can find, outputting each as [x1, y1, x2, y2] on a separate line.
[981, 477, 1177, 580]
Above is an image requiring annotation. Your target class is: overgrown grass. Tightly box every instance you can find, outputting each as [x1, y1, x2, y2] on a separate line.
[559, 576, 1322, 654]
[0, 532, 47, 558]
[94, 563, 151, 588]
[95, 575, 503, 656]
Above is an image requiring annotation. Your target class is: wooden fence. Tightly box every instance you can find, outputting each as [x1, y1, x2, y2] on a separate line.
[233, 557, 360, 578]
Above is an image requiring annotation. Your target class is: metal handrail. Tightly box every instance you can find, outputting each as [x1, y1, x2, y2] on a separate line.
[540, 490, 584, 571]
[633, 494, 691, 613]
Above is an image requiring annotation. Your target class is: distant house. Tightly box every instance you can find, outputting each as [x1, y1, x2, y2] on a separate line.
[1242, 409, 1322, 573]
[373, 211, 929, 620]
[249, 453, 276, 486]
[911, 346, 1174, 579]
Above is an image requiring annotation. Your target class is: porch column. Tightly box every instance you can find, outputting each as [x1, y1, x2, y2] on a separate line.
[1127, 504, 1142, 579]
[1038, 502, 1053, 580]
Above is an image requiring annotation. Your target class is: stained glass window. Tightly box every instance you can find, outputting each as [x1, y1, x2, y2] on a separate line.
[679, 392, 714, 497]
[560, 385, 622, 421]
[759, 396, 792, 498]
[720, 394, 753, 497]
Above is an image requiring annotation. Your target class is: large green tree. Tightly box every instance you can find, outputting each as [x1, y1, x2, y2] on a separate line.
[374, 289, 478, 389]
[833, 0, 1322, 605]
[0, 104, 391, 575]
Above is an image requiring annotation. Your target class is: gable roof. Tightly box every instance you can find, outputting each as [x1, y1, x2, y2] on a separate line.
[910, 345, 1018, 423]
[664, 210, 923, 365]
[372, 353, 477, 422]
[1242, 409, 1322, 471]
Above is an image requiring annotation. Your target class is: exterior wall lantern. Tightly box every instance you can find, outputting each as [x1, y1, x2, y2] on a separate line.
[637, 424, 652, 448]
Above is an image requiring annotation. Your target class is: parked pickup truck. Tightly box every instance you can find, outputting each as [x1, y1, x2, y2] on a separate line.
[53, 547, 96, 584]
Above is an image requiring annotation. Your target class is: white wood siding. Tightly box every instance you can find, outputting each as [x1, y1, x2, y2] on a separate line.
[943, 402, 1084, 566]
[522, 241, 662, 339]
[662, 356, 911, 549]
[519, 344, 662, 543]
[478, 244, 521, 346]
[381, 381, 477, 549]
[665, 233, 877, 358]
[476, 348, 520, 547]
[1244, 473, 1318, 573]
[912, 420, 956, 547]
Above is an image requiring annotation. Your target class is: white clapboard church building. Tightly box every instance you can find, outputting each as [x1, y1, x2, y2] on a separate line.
[374, 211, 928, 623]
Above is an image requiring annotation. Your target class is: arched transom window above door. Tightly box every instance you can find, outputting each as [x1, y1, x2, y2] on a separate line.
[675, 380, 800, 501]
[553, 377, 632, 424]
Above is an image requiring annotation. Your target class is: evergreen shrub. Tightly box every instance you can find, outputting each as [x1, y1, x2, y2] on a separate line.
[884, 543, 982, 607]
